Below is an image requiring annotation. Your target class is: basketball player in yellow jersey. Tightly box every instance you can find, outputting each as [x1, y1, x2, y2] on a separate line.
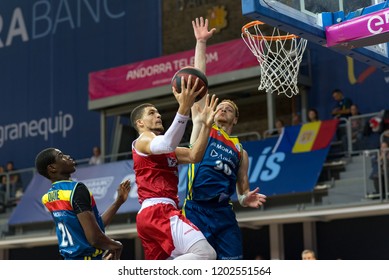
[183, 17, 267, 260]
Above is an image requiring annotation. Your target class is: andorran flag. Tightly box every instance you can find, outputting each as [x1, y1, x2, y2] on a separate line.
[273, 119, 339, 153]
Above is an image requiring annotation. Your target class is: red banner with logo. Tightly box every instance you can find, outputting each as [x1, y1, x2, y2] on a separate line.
[88, 39, 258, 100]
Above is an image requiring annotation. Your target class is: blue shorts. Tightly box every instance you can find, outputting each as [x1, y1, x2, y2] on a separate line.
[183, 199, 243, 260]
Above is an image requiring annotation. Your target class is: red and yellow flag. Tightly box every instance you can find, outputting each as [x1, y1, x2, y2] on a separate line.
[274, 119, 339, 153]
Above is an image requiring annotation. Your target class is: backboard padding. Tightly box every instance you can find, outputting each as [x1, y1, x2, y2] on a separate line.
[241, 0, 389, 71]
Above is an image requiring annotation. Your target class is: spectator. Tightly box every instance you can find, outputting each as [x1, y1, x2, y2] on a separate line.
[301, 249, 316, 260]
[349, 104, 364, 151]
[369, 116, 382, 133]
[331, 89, 353, 119]
[362, 112, 384, 150]
[292, 112, 302, 125]
[331, 89, 353, 143]
[307, 108, 319, 122]
[369, 141, 389, 198]
[273, 119, 285, 135]
[5, 161, 23, 202]
[264, 119, 285, 138]
[361, 110, 389, 150]
[89, 146, 103, 165]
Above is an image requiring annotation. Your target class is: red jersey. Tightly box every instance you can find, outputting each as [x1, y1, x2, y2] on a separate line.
[132, 143, 179, 205]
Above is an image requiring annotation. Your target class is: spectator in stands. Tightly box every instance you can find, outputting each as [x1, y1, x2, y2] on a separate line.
[301, 249, 316, 260]
[307, 108, 320, 122]
[5, 161, 23, 202]
[362, 112, 384, 150]
[331, 89, 353, 144]
[368, 110, 389, 142]
[264, 119, 285, 138]
[341, 104, 364, 152]
[88, 146, 103, 165]
[274, 119, 285, 134]
[35, 147, 131, 260]
[292, 112, 302, 125]
[331, 89, 353, 120]
[349, 104, 364, 150]
[369, 141, 389, 198]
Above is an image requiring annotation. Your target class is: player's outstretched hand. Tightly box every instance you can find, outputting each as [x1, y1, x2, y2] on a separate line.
[103, 241, 123, 260]
[244, 187, 267, 208]
[193, 94, 218, 128]
[116, 179, 130, 205]
[192, 17, 216, 42]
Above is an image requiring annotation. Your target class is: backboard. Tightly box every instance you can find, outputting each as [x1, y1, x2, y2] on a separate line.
[242, 0, 389, 71]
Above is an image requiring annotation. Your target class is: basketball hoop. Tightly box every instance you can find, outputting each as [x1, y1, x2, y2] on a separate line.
[241, 21, 307, 98]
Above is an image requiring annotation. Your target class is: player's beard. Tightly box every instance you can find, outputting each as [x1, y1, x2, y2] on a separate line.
[151, 126, 164, 135]
[214, 115, 229, 126]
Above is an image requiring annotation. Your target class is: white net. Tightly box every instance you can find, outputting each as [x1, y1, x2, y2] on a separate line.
[241, 21, 308, 98]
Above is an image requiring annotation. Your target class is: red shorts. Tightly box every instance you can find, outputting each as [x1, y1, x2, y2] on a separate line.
[136, 202, 205, 260]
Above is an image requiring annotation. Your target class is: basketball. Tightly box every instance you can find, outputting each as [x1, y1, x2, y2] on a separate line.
[171, 66, 208, 101]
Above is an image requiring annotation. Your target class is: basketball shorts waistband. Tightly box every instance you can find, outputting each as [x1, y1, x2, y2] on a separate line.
[139, 197, 177, 213]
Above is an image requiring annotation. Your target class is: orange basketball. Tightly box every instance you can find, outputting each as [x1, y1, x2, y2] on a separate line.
[171, 66, 208, 101]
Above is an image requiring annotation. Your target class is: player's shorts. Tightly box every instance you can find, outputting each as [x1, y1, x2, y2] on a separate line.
[136, 198, 206, 260]
[183, 199, 243, 260]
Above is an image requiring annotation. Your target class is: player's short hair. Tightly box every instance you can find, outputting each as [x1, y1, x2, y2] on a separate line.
[35, 148, 57, 179]
[301, 249, 316, 259]
[220, 99, 239, 118]
[130, 103, 155, 131]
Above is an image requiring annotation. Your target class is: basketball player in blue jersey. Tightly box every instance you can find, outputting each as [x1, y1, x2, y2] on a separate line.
[183, 17, 267, 260]
[35, 148, 130, 260]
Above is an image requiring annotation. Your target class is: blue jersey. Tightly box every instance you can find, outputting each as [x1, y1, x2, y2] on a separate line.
[184, 124, 244, 259]
[42, 180, 105, 260]
[186, 124, 242, 202]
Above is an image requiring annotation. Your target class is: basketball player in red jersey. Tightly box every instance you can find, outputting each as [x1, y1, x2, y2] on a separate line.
[130, 76, 218, 260]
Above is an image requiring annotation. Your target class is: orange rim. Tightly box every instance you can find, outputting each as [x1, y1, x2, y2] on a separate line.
[242, 20, 299, 41]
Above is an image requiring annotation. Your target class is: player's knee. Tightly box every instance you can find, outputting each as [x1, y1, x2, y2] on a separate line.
[193, 239, 216, 260]
[206, 245, 217, 260]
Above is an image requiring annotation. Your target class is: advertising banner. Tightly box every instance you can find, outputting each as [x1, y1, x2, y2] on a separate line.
[88, 39, 258, 100]
[242, 137, 330, 196]
[326, 7, 389, 48]
[0, 1, 161, 169]
[9, 132, 335, 225]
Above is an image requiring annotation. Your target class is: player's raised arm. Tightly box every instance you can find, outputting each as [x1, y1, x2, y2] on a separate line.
[191, 17, 216, 145]
[193, 17, 216, 74]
